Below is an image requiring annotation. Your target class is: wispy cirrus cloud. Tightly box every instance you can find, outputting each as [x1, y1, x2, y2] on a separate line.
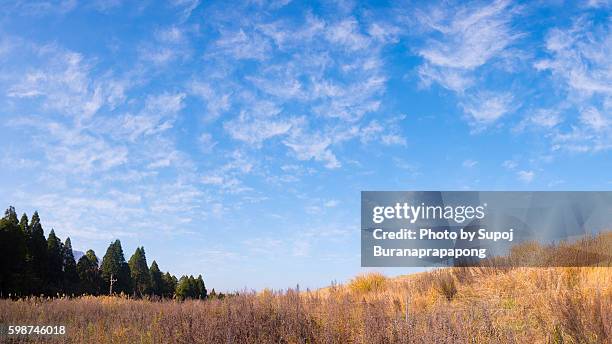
[6, 45, 126, 121]
[415, 0, 521, 86]
[198, 7, 405, 172]
[461, 92, 515, 129]
[413, 0, 522, 128]
[535, 16, 612, 152]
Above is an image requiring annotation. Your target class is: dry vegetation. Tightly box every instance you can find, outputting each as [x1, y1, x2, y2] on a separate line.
[1, 234, 611, 344]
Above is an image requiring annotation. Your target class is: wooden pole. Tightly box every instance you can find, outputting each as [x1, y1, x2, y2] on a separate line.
[109, 274, 117, 295]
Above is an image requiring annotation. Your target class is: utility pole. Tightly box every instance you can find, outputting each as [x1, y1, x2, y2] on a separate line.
[109, 274, 117, 295]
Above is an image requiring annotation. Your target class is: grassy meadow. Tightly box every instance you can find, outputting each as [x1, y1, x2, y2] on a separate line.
[1, 266, 610, 343]
[1, 233, 611, 343]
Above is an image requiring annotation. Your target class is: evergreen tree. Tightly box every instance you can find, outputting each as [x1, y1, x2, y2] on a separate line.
[0, 207, 26, 296]
[195, 275, 207, 299]
[76, 249, 101, 295]
[128, 247, 150, 297]
[175, 275, 207, 300]
[189, 276, 196, 299]
[62, 238, 79, 295]
[175, 276, 192, 300]
[0, 206, 210, 299]
[46, 229, 64, 294]
[19, 213, 29, 233]
[26, 211, 47, 294]
[149, 261, 163, 296]
[100, 240, 132, 295]
[4, 206, 18, 224]
[162, 272, 177, 298]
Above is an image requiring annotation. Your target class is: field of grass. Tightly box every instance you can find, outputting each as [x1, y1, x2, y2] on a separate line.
[1, 265, 610, 343]
[1, 233, 611, 343]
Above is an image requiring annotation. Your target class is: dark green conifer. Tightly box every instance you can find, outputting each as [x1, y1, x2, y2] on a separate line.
[128, 247, 150, 297]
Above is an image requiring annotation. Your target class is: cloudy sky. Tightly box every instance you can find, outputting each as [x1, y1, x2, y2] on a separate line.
[0, 0, 610, 291]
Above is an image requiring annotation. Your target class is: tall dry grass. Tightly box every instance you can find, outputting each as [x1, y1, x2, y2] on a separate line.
[1, 233, 610, 343]
[1, 266, 609, 343]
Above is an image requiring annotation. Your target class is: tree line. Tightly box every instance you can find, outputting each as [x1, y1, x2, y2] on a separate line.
[0, 206, 208, 300]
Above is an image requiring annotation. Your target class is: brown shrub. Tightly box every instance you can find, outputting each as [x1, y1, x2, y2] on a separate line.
[433, 270, 458, 301]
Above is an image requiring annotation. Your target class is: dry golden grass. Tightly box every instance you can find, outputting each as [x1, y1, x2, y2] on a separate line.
[348, 272, 387, 294]
[1, 233, 611, 343]
[0, 266, 610, 343]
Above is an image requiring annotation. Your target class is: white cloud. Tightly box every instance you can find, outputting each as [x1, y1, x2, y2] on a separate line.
[284, 139, 340, 169]
[462, 159, 478, 168]
[213, 29, 271, 61]
[502, 160, 517, 170]
[117, 92, 185, 141]
[535, 16, 612, 152]
[147, 92, 186, 114]
[11, 0, 77, 16]
[199, 150, 255, 194]
[381, 134, 407, 146]
[417, 65, 473, 93]
[324, 200, 339, 207]
[198, 133, 217, 153]
[413, 1, 522, 130]
[530, 110, 561, 128]
[517, 109, 563, 131]
[8, 118, 129, 174]
[90, 0, 123, 12]
[7, 46, 104, 120]
[156, 26, 186, 44]
[461, 92, 515, 126]
[189, 81, 231, 120]
[585, 0, 611, 8]
[517, 170, 535, 183]
[535, 19, 612, 98]
[284, 125, 341, 169]
[416, 0, 520, 93]
[139, 25, 193, 65]
[325, 18, 370, 51]
[199, 10, 398, 169]
[359, 121, 384, 143]
[223, 100, 298, 146]
[580, 107, 609, 131]
[171, 0, 201, 22]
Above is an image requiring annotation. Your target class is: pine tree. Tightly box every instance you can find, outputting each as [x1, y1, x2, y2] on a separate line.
[46, 229, 64, 294]
[128, 247, 150, 297]
[77, 249, 101, 295]
[62, 238, 79, 295]
[100, 240, 132, 295]
[149, 261, 163, 297]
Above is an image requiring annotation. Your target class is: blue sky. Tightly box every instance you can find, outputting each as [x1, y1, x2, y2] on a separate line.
[0, 0, 610, 291]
